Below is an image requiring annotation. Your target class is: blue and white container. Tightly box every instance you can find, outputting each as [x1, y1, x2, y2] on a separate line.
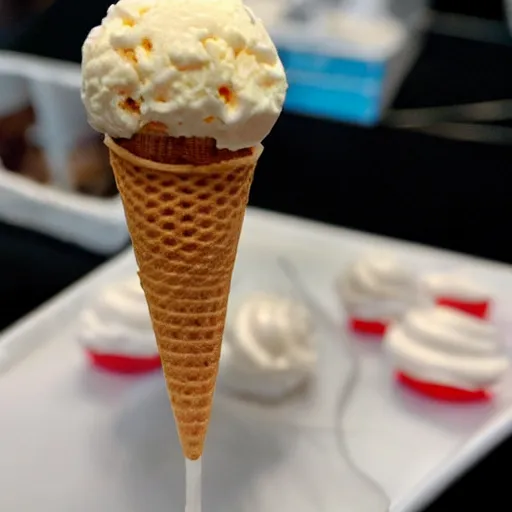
[250, 0, 429, 124]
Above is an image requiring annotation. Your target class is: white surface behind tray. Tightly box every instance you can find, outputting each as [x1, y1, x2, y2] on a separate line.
[1, 208, 512, 512]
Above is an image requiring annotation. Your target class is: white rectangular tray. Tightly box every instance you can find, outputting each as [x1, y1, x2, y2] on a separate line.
[1, 208, 512, 512]
[0, 51, 129, 254]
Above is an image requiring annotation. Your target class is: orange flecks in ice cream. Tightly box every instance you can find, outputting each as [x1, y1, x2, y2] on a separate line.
[233, 45, 246, 58]
[142, 121, 168, 133]
[203, 116, 215, 124]
[154, 85, 168, 102]
[218, 86, 236, 106]
[120, 97, 141, 114]
[260, 76, 279, 88]
[118, 48, 138, 64]
[142, 38, 153, 52]
[237, 47, 257, 59]
[200, 36, 219, 47]
[174, 61, 206, 72]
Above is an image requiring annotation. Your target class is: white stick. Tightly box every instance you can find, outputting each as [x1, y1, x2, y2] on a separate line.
[185, 458, 203, 512]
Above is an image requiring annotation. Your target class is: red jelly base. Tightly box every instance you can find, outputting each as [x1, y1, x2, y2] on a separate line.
[87, 350, 161, 374]
[397, 372, 491, 402]
[349, 317, 388, 337]
[436, 298, 489, 319]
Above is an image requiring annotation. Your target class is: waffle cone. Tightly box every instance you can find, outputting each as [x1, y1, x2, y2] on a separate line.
[106, 134, 259, 460]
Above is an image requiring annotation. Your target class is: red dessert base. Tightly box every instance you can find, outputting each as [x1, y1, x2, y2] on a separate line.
[349, 317, 388, 337]
[87, 350, 161, 374]
[436, 297, 490, 319]
[397, 372, 491, 402]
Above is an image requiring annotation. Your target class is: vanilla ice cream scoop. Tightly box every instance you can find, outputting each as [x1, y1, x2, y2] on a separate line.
[81, 0, 287, 150]
[220, 293, 317, 399]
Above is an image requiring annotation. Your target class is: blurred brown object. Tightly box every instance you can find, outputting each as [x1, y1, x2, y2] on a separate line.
[69, 138, 117, 197]
[18, 144, 50, 184]
[0, 0, 54, 22]
[0, 106, 35, 172]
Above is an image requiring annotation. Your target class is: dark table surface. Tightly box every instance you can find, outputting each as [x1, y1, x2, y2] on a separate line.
[1, 5, 512, 511]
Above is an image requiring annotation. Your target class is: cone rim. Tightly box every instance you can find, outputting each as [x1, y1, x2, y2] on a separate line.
[105, 135, 262, 174]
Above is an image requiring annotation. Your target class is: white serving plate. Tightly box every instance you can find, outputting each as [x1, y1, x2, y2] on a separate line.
[0, 51, 129, 254]
[1, 208, 512, 512]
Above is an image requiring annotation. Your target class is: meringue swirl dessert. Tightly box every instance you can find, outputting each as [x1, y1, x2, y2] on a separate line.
[338, 252, 416, 335]
[78, 275, 160, 373]
[385, 306, 509, 401]
[220, 293, 317, 400]
[418, 271, 491, 319]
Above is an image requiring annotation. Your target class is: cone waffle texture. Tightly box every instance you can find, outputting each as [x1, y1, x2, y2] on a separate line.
[106, 135, 259, 460]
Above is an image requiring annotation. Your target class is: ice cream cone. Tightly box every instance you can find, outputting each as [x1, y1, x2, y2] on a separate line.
[105, 133, 261, 460]
[82, 0, 287, 464]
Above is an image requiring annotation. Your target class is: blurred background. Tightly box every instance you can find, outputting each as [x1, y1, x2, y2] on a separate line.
[1, 0, 511, 328]
[0, 0, 511, 510]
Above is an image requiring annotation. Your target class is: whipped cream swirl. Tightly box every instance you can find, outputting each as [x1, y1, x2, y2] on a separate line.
[385, 306, 509, 390]
[338, 253, 416, 319]
[419, 271, 491, 303]
[78, 275, 158, 357]
[221, 293, 316, 398]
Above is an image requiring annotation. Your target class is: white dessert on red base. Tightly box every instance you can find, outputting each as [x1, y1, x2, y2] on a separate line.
[385, 306, 509, 402]
[220, 293, 316, 400]
[337, 252, 416, 336]
[78, 275, 161, 374]
[419, 271, 492, 319]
